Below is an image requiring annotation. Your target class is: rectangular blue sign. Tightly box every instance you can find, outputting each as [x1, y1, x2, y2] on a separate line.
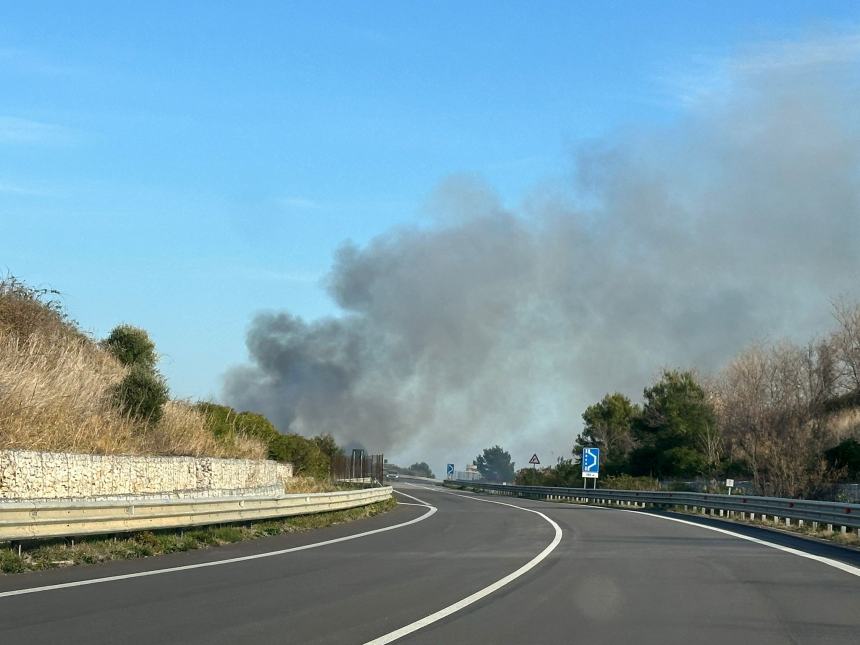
[582, 448, 600, 477]
[446, 463, 455, 478]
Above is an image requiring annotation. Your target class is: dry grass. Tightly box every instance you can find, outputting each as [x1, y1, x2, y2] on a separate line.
[827, 407, 860, 440]
[284, 476, 340, 493]
[0, 329, 266, 459]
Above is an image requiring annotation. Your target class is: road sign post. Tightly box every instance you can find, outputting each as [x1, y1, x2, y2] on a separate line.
[529, 454, 540, 470]
[726, 478, 734, 495]
[582, 447, 600, 489]
[446, 463, 455, 479]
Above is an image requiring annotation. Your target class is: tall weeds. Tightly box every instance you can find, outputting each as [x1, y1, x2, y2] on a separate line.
[0, 329, 265, 459]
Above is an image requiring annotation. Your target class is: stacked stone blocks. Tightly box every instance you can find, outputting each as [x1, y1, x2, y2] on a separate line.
[0, 450, 293, 501]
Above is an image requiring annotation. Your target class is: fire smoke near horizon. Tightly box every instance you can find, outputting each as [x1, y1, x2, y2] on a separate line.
[223, 36, 860, 468]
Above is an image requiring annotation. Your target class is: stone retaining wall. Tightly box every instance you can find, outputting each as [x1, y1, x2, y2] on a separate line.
[0, 450, 293, 501]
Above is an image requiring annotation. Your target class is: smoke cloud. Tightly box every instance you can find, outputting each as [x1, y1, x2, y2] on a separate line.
[223, 35, 860, 469]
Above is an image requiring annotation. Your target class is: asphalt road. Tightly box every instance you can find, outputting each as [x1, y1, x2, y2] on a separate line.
[1, 483, 858, 644]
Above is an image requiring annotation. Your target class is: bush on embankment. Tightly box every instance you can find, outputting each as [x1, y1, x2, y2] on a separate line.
[194, 402, 343, 479]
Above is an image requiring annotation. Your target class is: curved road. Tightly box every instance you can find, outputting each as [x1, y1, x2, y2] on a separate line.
[0, 482, 858, 644]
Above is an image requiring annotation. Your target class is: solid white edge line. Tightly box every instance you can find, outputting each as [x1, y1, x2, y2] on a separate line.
[0, 493, 438, 599]
[613, 507, 860, 578]
[440, 486, 860, 579]
[364, 485, 563, 645]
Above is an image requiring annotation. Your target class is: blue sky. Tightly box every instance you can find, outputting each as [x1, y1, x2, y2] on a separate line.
[2, 1, 859, 403]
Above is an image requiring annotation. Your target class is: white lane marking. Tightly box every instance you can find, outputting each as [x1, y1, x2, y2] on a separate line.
[613, 508, 860, 578]
[0, 496, 437, 599]
[455, 488, 860, 579]
[364, 485, 563, 645]
[392, 489, 434, 506]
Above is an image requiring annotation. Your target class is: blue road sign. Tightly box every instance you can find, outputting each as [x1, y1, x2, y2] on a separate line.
[446, 463, 455, 479]
[582, 448, 600, 478]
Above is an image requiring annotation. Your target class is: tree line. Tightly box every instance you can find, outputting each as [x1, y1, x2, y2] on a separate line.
[494, 302, 860, 499]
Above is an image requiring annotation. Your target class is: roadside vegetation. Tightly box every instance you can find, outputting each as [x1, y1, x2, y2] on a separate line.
[0, 498, 395, 574]
[513, 302, 860, 501]
[475, 446, 516, 482]
[384, 461, 436, 478]
[0, 276, 346, 477]
[0, 276, 266, 458]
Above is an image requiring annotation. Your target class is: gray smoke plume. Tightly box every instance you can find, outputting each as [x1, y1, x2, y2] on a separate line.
[223, 35, 860, 469]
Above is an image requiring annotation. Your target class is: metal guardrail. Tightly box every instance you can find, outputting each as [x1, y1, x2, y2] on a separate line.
[445, 481, 860, 531]
[0, 486, 393, 542]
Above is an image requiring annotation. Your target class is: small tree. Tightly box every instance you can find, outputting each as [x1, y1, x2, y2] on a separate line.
[630, 370, 716, 478]
[407, 462, 435, 478]
[515, 467, 547, 486]
[313, 434, 344, 462]
[103, 324, 158, 369]
[269, 433, 330, 479]
[112, 364, 169, 424]
[236, 411, 281, 445]
[575, 393, 639, 475]
[475, 445, 515, 483]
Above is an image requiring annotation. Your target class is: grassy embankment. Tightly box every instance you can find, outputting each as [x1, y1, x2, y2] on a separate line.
[1, 498, 396, 574]
[0, 277, 395, 573]
[0, 277, 267, 458]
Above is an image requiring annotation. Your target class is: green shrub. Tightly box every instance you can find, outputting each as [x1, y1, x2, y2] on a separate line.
[599, 474, 659, 491]
[103, 324, 157, 369]
[269, 433, 330, 479]
[195, 403, 281, 444]
[211, 526, 244, 543]
[194, 402, 342, 480]
[112, 364, 169, 424]
[194, 402, 240, 441]
[0, 549, 26, 573]
[235, 411, 281, 445]
[313, 434, 344, 461]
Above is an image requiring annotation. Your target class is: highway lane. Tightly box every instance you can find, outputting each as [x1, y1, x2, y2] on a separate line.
[0, 487, 555, 644]
[403, 485, 860, 645]
[1, 483, 858, 644]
